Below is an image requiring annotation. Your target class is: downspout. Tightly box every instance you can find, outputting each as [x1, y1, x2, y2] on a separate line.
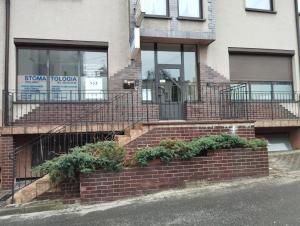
[295, 0, 300, 91]
[4, 0, 11, 126]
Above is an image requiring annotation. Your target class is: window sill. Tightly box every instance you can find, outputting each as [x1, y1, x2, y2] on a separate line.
[177, 16, 206, 22]
[245, 8, 277, 14]
[144, 15, 172, 20]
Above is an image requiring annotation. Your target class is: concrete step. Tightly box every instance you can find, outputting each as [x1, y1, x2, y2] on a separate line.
[115, 135, 132, 146]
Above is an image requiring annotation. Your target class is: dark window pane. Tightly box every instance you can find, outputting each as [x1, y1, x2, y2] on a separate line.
[49, 50, 79, 101]
[179, 0, 201, 17]
[17, 49, 48, 101]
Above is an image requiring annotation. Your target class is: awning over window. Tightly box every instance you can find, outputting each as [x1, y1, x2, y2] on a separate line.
[229, 53, 293, 82]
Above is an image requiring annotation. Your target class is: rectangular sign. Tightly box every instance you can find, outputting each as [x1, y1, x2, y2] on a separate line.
[50, 75, 79, 101]
[17, 75, 48, 101]
[82, 77, 105, 100]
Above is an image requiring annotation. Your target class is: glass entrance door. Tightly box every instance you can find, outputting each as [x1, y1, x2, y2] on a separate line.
[158, 67, 183, 120]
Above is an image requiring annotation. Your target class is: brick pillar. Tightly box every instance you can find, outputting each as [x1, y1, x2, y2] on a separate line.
[0, 136, 14, 190]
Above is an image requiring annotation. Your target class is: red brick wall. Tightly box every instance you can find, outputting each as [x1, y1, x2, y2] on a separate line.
[0, 136, 14, 189]
[36, 181, 80, 204]
[125, 123, 255, 157]
[80, 148, 269, 204]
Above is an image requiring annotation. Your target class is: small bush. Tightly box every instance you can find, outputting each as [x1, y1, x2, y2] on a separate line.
[246, 139, 268, 150]
[34, 141, 125, 184]
[135, 146, 175, 167]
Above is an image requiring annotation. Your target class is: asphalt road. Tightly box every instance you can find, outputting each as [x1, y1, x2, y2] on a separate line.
[1, 176, 300, 226]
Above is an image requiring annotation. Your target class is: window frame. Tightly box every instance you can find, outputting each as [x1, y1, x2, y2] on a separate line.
[142, 0, 171, 19]
[245, 0, 276, 14]
[16, 46, 109, 103]
[177, 0, 204, 20]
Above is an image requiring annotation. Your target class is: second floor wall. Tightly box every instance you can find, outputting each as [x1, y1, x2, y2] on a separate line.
[205, 0, 300, 88]
[4, 0, 131, 93]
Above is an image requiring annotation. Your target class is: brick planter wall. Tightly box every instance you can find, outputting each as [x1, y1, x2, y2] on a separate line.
[80, 148, 269, 204]
[37, 181, 80, 204]
[125, 122, 255, 157]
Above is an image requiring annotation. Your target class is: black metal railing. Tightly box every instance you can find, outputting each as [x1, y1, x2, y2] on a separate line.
[4, 84, 300, 203]
[7, 90, 145, 202]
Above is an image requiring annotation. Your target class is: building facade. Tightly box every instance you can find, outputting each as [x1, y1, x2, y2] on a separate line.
[1, 0, 300, 190]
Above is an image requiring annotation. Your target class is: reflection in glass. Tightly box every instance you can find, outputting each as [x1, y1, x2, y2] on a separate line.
[141, 44, 156, 101]
[179, 0, 200, 17]
[159, 69, 181, 103]
[17, 49, 48, 101]
[49, 50, 79, 101]
[184, 45, 197, 101]
[157, 44, 181, 65]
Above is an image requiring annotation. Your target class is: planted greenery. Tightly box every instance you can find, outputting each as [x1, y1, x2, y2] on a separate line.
[34, 134, 267, 183]
[135, 134, 267, 167]
[34, 141, 125, 184]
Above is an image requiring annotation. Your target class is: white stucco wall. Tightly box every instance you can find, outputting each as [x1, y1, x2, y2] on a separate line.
[0, 0, 6, 126]
[206, 0, 300, 90]
[8, 0, 130, 92]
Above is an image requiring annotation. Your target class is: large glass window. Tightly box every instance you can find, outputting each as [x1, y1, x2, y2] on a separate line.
[17, 48, 108, 101]
[140, 0, 167, 16]
[245, 0, 273, 11]
[178, 0, 201, 18]
[141, 43, 198, 102]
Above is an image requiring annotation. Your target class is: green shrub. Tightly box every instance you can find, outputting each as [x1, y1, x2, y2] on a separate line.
[246, 139, 268, 150]
[135, 134, 266, 167]
[134, 146, 175, 167]
[34, 141, 125, 184]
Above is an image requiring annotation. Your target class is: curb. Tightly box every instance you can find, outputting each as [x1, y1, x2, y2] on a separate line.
[0, 201, 66, 217]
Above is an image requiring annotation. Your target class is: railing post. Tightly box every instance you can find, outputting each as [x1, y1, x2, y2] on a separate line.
[245, 85, 249, 120]
[10, 150, 16, 204]
[3, 90, 9, 126]
[131, 91, 134, 125]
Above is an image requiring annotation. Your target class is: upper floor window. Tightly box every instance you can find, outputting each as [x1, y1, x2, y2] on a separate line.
[178, 0, 202, 18]
[245, 0, 273, 11]
[140, 0, 167, 16]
